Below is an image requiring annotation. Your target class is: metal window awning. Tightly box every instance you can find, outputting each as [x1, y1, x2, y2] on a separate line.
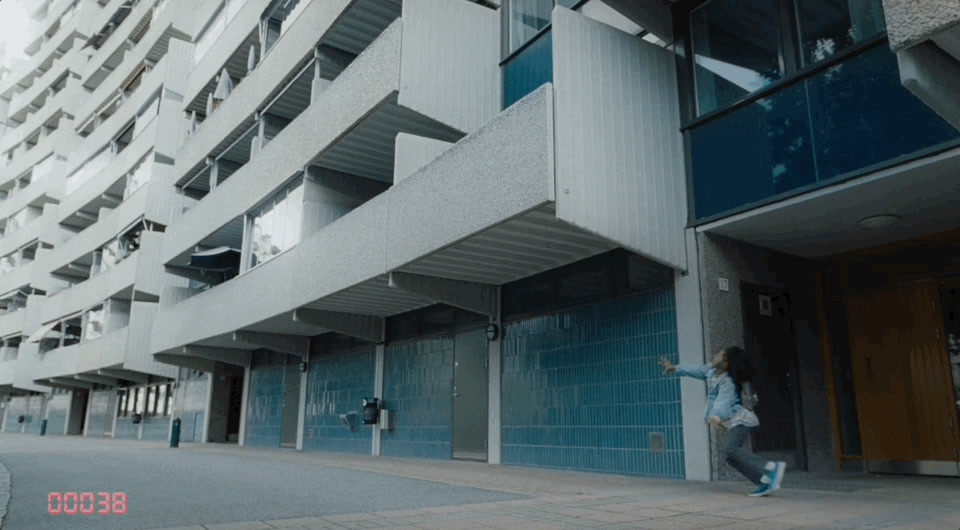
[25, 321, 60, 343]
[188, 246, 241, 271]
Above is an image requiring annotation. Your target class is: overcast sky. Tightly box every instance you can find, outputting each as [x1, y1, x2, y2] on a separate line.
[0, 0, 32, 67]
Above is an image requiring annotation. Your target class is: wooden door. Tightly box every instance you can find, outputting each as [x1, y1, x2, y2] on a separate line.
[846, 283, 960, 464]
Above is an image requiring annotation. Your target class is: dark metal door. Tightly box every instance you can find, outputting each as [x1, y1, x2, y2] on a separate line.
[452, 328, 488, 460]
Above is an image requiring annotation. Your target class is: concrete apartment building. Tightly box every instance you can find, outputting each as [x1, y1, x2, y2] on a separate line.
[1, 0, 958, 483]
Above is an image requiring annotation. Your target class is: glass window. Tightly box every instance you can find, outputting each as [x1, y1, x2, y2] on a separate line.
[84, 304, 105, 341]
[126, 389, 136, 414]
[124, 155, 153, 199]
[135, 387, 145, 414]
[0, 253, 17, 275]
[691, 0, 783, 116]
[797, 0, 885, 65]
[165, 384, 174, 416]
[246, 176, 303, 270]
[62, 316, 82, 347]
[118, 391, 127, 416]
[508, 0, 552, 54]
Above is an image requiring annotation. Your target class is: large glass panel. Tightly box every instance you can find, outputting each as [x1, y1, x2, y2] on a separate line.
[62, 316, 82, 347]
[503, 30, 552, 108]
[691, 80, 814, 219]
[246, 177, 303, 270]
[806, 43, 959, 179]
[157, 384, 167, 416]
[0, 253, 17, 275]
[508, 0, 552, 54]
[691, 0, 783, 116]
[135, 387, 145, 414]
[271, 189, 288, 254]
[84, 304, 104, 341]
[147, 386, 157, 415]
[284, 179, 303, 249]
[797, 0, 885, 65]
[256, 201, 275, 263]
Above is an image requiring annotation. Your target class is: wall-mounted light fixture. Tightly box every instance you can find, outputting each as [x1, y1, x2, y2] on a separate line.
[485, 323, 499, 341]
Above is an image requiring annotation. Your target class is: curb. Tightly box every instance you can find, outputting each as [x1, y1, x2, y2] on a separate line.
[0, 460, 10, 528]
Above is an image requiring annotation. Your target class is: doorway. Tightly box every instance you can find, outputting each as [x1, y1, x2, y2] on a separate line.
[67, 389, 88, 435]
[452, 327, 488, 461]
[280, 355, 301, 448]
[741, 283, 807, 470]
[846, 282, 960, 476]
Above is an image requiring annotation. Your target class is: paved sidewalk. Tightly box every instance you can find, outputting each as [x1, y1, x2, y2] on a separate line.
[164, 444, 960, 530]
[0, 460, 10, 528]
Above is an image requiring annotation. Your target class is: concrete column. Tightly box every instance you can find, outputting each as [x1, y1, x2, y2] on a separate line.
[372, 342, 385, 456]
[487, 287, 502, 464]
[82, 391, 93, 437]
[296, 357, 307, 451]
[676, 228, 711, 481]
[238, 366, 251, 446]
[202, 374, 214, 444]
[110, 392, 119, 438]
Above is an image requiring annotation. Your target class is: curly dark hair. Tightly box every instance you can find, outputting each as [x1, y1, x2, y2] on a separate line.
[722, 346, 753, 392]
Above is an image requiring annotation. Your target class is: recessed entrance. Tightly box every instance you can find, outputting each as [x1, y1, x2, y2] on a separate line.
[452, 327, 488, 461]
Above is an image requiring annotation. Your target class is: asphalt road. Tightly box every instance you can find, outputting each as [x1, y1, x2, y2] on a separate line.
[0, 434, 524, 529]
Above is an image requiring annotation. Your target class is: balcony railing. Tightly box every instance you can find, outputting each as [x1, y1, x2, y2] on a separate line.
[687, 40, 960, 223]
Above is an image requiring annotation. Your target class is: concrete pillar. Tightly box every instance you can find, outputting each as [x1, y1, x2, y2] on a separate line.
[238, 366, 251, 446]
[676, 228, 711, 481]
[296, 357, 307, 451]
[372, 342, 385, 456]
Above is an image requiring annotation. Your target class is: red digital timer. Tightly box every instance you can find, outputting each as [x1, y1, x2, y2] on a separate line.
[48, 492, 127, 515]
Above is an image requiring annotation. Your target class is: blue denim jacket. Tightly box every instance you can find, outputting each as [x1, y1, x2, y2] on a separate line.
[675, 363, 750, 425]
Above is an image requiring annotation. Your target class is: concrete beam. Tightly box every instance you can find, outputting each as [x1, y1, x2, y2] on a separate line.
[50, 377, 95, 390]
[292, 309, 383, 343]
[98, 369, 149, 383]
[898, 41, 960, 131]
[232, 331, 309, 357]
[601, 0, 673, 44]
[75, 374, 118, 386]
[388, 271, 497, 317]
[153, 353, 217, 373]
[182, 346, 252, 368]
[75, 210, 98, 221]
[165, 265, 214, 284]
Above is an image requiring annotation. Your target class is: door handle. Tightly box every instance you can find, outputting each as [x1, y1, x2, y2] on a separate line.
[453, 393, 461, 398]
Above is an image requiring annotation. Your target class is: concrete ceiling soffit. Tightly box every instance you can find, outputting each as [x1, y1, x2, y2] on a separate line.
[154, 353, 217, 373]
[181, 345, 252, 368]
[292, 308, 384, 343]
[98, 368, 150, 383]
[388, 271, 497, 318]
[49, 377, 95, 390]
[232, 331, 310, 357]
[75, 374, 119, 386]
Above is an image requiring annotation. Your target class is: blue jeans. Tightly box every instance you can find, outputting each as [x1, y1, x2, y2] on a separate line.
[725, 425, 770, 485]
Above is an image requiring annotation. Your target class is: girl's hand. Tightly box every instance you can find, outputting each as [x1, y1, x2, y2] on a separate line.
[709, 416, 724, 428]
[660, 357, 676, 375]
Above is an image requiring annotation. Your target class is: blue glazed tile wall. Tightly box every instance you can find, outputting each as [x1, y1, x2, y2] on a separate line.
[86, 390, 112, 436]
[45, 393, 71, 435]
[3, 396, 36, 433]
[114, 418, 139, 439]
[244, 363, 286, 448]
[303, 349, 376, 454]
[141, 417, 170, 441]
[501, 289, 684, 478]
[178, 376, 209, 442]
[381, 337, 455, 460]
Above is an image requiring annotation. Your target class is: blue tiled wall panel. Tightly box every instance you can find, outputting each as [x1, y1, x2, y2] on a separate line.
[86, 391, 112, 436]
[381, 337, 455, 460]
[114, 418, 139, 439]
[3, 396, 36, 433]
[244, 364, 286, 448]
[141, 418, 170, 441]
[179, 377, 209, 443]
[303, 349, 376, 454]
[45, 394, 71, 434]
[501, 289, 684, 478]
[21, 396, 44, 435]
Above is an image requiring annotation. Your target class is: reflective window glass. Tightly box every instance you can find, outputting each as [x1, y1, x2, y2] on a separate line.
[509, 0, 552, 53]
[797, 0, 885, 65]
[691, 0, 783, 115]
[157, 384, 167, 416]
[84, 305, 105, 341]
[147, 386, 157, 415]
[135, 387, 145, 414]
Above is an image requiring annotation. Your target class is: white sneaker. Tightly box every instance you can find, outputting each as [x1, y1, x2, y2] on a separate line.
[769, 461, 787, 492]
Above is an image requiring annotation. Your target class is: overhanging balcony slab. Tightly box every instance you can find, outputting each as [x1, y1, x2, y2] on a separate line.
[0, 173, 65, 232]
[174, 0, 392, 189]
[81, 0, 155, 90]
[32, 328, 128, 382]
[0, 310, 28, 343]
[0, 127, 75, 190]
[41, 251, 138, 325]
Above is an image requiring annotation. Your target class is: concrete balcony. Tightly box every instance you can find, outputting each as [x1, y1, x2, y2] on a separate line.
[884, 1, 960, 131]
[59, 119, 158, 230]
[1, 79, 81, 156]
[41, 250, 138, 325]
[33, 327, 129, 384]
[74, 51, 169, 140]
[0, 309, 28, 341]
[0, 127, 76, 190]
[151, 9, 688, 358]
[0, 0, 96, 99]
[0, 262, 36, 302]
[42, 189, 149, 280]
[80, 0, 155, 91]
[0, 358, 16, 390]
[6, 52, 83, 125]
[175, 0, 397, 188]
[0, 161, 66, 227]
[164, 0, 501, 270]
[0, 217, 44, 261]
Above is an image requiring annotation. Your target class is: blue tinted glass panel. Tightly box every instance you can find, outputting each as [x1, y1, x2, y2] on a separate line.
[807, 44, 960, 178]
[504, 30, 552, 109]
[691, 43, 960, 221]
[797, 0, 885, 66]
[691, 81, 815, 219]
